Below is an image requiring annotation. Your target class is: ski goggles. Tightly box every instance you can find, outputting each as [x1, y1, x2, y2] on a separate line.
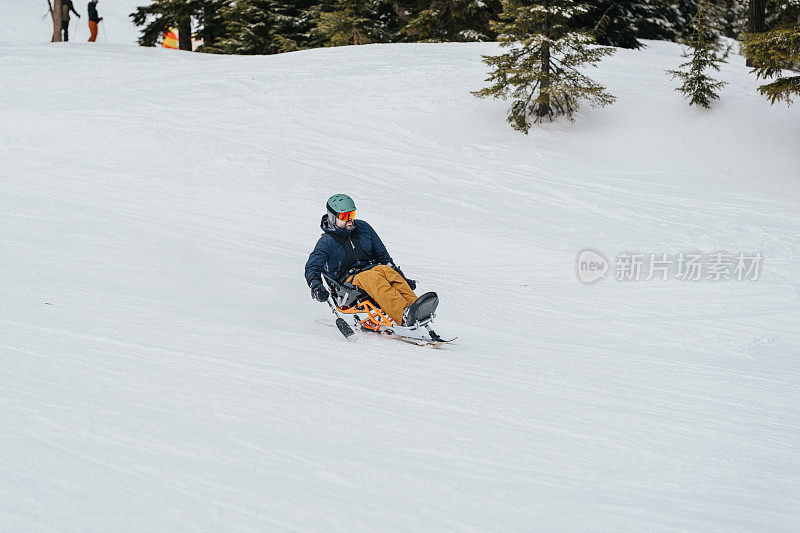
[336, 210, 356, 221]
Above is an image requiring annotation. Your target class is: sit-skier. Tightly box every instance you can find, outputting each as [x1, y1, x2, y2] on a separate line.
[304, 194, 437, 328]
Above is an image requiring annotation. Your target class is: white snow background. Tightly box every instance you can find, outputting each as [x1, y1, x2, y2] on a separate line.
[2, 5, 800, 531]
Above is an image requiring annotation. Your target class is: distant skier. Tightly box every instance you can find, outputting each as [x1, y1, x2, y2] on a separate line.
[61, 0, 81, 41]
[87, 0, 102, 42]
[305, 194, 436, 327]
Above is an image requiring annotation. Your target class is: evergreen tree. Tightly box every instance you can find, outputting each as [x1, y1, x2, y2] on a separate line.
[743, 0, 768, 65]
[666, 1, 727, 108]
[132, 0, 227, 50]
[770, 1, 800, 29]
[629, 0, 718, 44]
[473, 0, 616, 133]
[132, 0, 189, 48]
[742, 22, 800, 104]
[197, 0, 231, 50]
[714, 0, 747, 40]
[313, 0, 394, 45]
[745, 0, 768, 33]
[209, 0, 312, 54]
[571, 1, 739, 49]
[571, 0, 666, 49]
[399, 0, 502, 42]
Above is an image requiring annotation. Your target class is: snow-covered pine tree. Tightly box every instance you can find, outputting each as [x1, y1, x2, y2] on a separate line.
[131, 0, 213, 50]
[666, 0, 727, 108]
[767, 1, 800, 29]
[196, 0, 231, 50]
[632, 0, 701, 43]
[472, 0, 616, 133]
[743, 0, 768, 66]
[570, 0, 665, 49]
[713, 0, 747, 40]
[399, 0, 502, 42]
[208, 0, 312, 54]
[741, 22, 800, 104]
[313, 0, 394, 45]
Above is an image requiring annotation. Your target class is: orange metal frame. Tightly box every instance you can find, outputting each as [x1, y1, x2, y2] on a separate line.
[336, 298, 394, 331]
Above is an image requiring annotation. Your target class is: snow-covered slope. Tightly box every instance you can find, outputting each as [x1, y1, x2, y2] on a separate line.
[2, 38, 799, 531]
[1, 0, 144, 44]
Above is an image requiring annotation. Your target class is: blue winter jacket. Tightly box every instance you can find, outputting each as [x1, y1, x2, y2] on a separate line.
[305, 215, 393, 287]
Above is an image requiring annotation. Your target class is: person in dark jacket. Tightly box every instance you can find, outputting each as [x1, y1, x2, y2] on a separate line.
[87, 0, 102, 42]
[305, 194, 423, 326]
[61, 0, 81, 42]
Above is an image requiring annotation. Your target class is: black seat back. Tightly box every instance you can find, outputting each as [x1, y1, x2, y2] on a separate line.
[321, 272, 364, 308]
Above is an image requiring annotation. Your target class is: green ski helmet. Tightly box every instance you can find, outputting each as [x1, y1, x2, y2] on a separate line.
[326, 194, 357, 222]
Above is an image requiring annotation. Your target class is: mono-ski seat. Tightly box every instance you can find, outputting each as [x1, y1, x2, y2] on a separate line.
[320, 271, 437, 332]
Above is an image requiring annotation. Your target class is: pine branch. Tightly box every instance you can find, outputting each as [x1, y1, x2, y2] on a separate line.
[757, 75, 800, 104]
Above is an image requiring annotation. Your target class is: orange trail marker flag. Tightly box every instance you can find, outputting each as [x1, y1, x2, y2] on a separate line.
[161, 28, 178, 49]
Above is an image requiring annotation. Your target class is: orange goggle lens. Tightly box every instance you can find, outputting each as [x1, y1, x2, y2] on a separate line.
[337, 210, 356, 221]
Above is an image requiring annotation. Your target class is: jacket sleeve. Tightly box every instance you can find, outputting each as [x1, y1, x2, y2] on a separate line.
[363, 222, 393, 264]
[305, 236, 329, 287]
[70, 4, 80, 15]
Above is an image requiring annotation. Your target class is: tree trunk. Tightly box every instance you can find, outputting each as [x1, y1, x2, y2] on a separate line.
[537, 0, 551, 120]
[745, 0, 767, 33]
[202, 1, 217, 46]
[178, 17, 192, 51]
[744, 0, 767, 66]
[51, 0, 63, 42]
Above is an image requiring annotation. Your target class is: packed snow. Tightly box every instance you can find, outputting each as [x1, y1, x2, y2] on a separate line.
[1, 18, 799, 532]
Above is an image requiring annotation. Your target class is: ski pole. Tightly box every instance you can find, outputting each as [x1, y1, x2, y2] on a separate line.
[326, 299, 356, 340]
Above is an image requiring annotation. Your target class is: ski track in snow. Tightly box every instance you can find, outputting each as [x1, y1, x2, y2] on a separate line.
[1, 32, 800, 532]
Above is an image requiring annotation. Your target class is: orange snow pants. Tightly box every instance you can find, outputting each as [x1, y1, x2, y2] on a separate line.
[88, 21, 98, 42]
[350, 264, 418, 324]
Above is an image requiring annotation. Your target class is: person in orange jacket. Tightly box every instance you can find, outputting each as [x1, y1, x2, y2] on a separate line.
[87, 0, 102, 42]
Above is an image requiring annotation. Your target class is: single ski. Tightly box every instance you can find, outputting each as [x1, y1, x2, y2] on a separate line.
[384, 332, 457, 348]
[363, 327, 457, 349]
[317, 319, 456, 348]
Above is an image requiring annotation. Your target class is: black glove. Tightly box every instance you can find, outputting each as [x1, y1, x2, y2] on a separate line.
[391, 264, 417, 290]
[310, 279, 329, 302]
